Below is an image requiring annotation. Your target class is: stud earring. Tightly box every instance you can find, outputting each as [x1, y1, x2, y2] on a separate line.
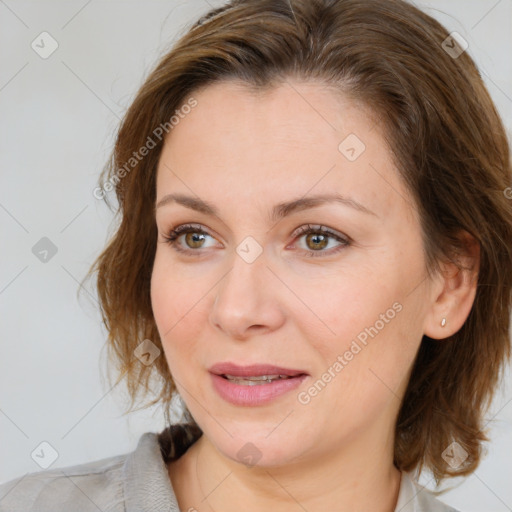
[441, 317, 447, 327]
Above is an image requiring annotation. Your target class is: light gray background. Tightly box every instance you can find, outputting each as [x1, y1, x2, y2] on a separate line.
[1, 1, 511, 510]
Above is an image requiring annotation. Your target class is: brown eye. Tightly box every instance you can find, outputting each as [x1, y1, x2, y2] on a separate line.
[304, 233, 329, 251]
[162, 224, 217, 256]
[292, 224, 350, 258]
[184, 231, 207, 249]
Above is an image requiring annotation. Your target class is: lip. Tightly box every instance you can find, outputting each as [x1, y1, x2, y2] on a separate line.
[208, 362, 309, 406]
[209, 362, 308, 378]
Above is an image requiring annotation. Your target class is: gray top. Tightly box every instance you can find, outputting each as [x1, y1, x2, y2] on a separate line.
[0, 425, 459, 512]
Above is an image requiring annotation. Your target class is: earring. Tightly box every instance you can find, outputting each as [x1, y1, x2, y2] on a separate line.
[441, 317, 447, 327]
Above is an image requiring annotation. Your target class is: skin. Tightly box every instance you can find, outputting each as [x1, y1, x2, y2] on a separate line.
[151, 79, 479, 512]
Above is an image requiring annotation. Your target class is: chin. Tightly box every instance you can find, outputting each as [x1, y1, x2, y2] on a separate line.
[201, 417, 311, 468]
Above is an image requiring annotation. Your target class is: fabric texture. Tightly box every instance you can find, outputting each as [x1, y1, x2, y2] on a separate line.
[0, 423, 460, 511]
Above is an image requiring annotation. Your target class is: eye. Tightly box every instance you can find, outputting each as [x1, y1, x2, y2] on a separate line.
[160, 223, 350, 258]
[161, 223, 218, 256]
[290, 224, 350, 258]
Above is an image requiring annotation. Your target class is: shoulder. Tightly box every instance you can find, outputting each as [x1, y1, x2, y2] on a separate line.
[0, 432, 168, 512]
[396, 472, 462, 512]
[0, 450, 127, 512]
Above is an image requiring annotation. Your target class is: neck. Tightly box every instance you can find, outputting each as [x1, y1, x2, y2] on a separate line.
[168, 420, 402, 512]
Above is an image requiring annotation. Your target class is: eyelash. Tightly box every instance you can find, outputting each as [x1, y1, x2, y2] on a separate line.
[161, 223, 350, 258]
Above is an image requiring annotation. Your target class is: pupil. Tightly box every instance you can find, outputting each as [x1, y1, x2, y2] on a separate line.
[308, 233, 327, 250]
[186, 232, 205, 248]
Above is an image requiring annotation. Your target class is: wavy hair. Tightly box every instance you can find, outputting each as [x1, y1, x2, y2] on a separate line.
[86, 0, 512, 486]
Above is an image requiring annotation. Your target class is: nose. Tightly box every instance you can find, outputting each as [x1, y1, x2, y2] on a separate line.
[209, 247, 286, 341]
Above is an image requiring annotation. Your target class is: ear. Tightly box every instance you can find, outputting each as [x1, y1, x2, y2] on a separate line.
[423, 230, 480, 340]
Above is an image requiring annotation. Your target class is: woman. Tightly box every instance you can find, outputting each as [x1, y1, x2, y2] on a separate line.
[1, 0, 511, 510]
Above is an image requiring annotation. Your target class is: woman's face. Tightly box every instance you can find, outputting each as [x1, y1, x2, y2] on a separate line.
[151, 80, 436, 467]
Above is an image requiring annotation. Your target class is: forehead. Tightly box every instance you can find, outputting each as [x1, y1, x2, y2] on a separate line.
[156, 79, 412, 221]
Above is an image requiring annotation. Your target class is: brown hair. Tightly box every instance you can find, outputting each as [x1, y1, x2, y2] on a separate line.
[87, 0, 512, 486]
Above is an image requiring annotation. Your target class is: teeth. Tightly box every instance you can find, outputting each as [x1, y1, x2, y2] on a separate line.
[225, 374, 282, 380]
[223, 374, 292, 385]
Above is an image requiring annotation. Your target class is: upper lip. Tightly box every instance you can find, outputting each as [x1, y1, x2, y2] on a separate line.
[209, 362, 308, 378]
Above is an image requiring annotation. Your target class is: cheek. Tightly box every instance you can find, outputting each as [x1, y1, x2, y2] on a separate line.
[296, 256, 424, 400]
[150, 256, 206, 365]
[301, 302, 422, 440]
[289, 259, 397, 347]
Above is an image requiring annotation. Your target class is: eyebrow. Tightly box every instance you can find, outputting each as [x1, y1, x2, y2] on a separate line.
[155, 192, 378, 222]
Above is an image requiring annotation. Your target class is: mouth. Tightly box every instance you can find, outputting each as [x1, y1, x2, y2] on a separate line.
[208, 362, 309, 405]
[209, 362, 308, 380]
[219, 374, 300, 385]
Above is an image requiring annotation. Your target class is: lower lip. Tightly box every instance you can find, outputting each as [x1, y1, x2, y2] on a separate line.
[210, 373, 308, 406]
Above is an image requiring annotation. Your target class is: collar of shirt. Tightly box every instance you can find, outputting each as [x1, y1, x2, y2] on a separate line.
[122, 429, 458, 512]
